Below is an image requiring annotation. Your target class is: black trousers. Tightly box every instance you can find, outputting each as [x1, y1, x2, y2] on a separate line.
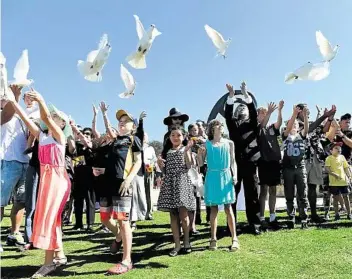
[73, 166, 96, 227]
[231, 160, 260, 225]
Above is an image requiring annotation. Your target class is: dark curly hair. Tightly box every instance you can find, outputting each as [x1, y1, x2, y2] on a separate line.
[207, 119, 224, 140]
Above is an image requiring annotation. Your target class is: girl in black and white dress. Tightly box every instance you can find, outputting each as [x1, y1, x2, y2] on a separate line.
[157, 126, 196, 257]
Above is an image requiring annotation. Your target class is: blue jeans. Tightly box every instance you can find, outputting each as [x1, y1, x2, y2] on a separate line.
[1, 160, 28, 207]
[24, 165, 40, 243]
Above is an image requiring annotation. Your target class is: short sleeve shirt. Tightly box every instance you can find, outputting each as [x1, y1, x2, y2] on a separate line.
[106, 135, 142, 180]
[325, 155, 349, 186]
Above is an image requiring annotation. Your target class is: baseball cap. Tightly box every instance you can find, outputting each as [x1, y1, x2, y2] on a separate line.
[116, 109, 134, 122]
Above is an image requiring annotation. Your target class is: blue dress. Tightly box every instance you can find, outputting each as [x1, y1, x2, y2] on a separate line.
[204, 139, 236, 206]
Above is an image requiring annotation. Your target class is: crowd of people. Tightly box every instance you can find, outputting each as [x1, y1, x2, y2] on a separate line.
[1, 81, 352, 277]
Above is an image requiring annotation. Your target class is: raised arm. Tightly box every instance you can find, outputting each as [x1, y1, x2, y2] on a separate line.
[225, 84, 235, 128]
[136, 111, 146, 142]
[26, 90, 65, 144]
[274, 100, 284, 130]
[70, 122, 92, 148]
[302, 107, 309, 137]
[284, 106, 301, 137]
[66, 135, 76, 156]
[1, 85, 23, 125]
[309, 105, 336, 133]
[100, 101, 116, 139]
[92, 104, 101, 139]
[338, 130, 352, 149]
[261, 102, 277, 128]
[6, 89, 40, 138]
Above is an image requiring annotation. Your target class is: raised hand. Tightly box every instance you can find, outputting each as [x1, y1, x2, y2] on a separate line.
[26, 89, 43, 103]
[9, 85, 22, 100]
[92, 104, 99, 116]
[99, 101, 109, 113]
[323, 105, 337, 118]
[293, 105, 301, 116]
[278, 100, 284, 111]
[240, 81, 249, 98]
[139, 111, 147, 120]
[267, 102, 278, 113]
[226, 83, 235, 98]
[184, 138, 194, 152]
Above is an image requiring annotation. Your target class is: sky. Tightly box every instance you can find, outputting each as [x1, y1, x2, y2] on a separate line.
[2, 0, 352, 141]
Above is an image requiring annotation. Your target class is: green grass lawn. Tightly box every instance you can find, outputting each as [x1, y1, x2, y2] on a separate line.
[1, 208, 352, 279]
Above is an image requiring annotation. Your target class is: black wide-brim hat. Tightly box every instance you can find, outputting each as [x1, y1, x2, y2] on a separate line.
[163, 107, 189, 126]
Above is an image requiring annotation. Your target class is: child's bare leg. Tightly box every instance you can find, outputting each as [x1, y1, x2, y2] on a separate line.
[210, 206, 218, 240]
[170, 211, 181, 250]
[179, 207, 190, 247]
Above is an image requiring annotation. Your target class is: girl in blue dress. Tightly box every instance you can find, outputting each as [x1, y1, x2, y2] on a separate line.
[198, 119, 239, 251]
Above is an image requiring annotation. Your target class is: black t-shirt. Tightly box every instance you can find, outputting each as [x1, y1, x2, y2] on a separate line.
[258, 124, 281, 162]
[106, 135, 142, 180]
[93, 143, 111, 168]
[28, 140, 39, 168]
[335, 130, 352, 163]
[75, 141, 95, 167]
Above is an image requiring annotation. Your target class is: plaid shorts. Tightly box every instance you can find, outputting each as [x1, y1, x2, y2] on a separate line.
[99, 196, 132, 222]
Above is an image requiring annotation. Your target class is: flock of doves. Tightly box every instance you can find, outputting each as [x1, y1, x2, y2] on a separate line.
[0, 14, 340, 102]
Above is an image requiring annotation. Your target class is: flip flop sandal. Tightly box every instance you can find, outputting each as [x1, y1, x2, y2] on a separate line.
[107, 262, 133, 275]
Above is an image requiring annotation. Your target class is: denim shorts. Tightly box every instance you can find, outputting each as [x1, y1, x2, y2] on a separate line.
[1, 160, 28, 207]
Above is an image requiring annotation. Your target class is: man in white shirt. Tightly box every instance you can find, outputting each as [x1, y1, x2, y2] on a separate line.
[143, 133, 157, 220]
[1, 85, 29, 249]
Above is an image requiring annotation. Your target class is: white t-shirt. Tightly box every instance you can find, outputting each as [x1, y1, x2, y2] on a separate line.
[143, 144, 157, 166]
[1, 115, 30, 163]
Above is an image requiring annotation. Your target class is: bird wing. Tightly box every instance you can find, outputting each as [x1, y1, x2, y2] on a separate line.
[204, 24, 225, 50]
[295, 62, 314, 79]
[87, 50, 99, 63]
[98, 34, 109, 49]
[14, 49, 29, 81]
[308, 62, 330, 81]
[134, 15, 146, 41]
[316, 31, 333, 61]
[120, 64, 135, 91]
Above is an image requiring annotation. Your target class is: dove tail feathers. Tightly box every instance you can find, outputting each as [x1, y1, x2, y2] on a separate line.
[284, 72, 297, 84]
[126, 52, 146, 69]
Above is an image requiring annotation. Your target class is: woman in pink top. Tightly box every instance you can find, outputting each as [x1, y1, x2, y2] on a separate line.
[7, 89, 71, 278]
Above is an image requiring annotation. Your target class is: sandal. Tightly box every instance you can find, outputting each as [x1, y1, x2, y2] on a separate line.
[169, 248, 181, 257]
[31, 264, 56, 278]
[183, 244, 192, 254]
[230, 239, 240, 252]
[107, 262, 133, 275]
[209, 239, 217, 251]
[53, 256, 68, 266]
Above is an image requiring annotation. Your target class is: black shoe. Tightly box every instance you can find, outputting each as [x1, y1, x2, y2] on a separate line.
[260, 220, 269, 232]
[86, 227, 94, 234]
[269, 219, 281, 230]
[301, 222, 309, 230]
[310, 214, 324, 224]
[250, 224, 262, 235]
[287, 221, 295, 229]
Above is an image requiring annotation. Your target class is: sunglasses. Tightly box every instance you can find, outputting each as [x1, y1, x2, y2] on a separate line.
[83, 132, 92, 136]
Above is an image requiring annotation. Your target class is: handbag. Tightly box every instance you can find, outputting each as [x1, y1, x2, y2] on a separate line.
[188, 167, 204, 197]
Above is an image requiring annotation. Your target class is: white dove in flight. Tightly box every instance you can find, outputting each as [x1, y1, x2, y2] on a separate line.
[0, 52, 9, 100]
[126, 15, 162, 69]
[316, 30, 339, 62]
[119, 64, 136, 99]
[204, 24, 231, 59]
[77, 33, 111, 82]
[285, 62, 330, 84]
[10, 49, 33, 87]
[285, 62, 314, 84]
[307, 61, 330, 81]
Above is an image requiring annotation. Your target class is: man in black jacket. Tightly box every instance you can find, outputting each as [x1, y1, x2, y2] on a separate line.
[224, 81, 261, 235]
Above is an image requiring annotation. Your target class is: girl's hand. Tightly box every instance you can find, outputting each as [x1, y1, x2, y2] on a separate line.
[184, 139, 194, 152]
[26, 89, 43, 103]
[157, 156, 166, 168]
